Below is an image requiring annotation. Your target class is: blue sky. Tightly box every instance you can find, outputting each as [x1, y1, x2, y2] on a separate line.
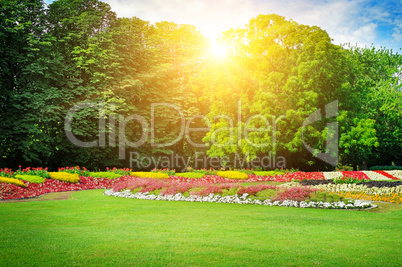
[45, 0, 401, 52]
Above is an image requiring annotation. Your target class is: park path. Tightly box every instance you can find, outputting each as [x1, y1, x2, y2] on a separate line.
[0, 191, 73, 203]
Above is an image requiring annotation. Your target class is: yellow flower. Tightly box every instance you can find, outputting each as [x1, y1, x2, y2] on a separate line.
[130, 172, 169, 179]
[216, 171, 248, 180]
[0, 177, 27, 188]
[48, 172, 80, 183]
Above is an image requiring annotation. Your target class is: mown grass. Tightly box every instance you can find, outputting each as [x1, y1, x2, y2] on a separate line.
[0, 190, 401, 266]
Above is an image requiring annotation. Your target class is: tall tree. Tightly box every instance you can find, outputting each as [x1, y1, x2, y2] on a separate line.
[198, 14, 349, 170]
[339, 46, 402, 169]
[0, 0, 50, 168]
[42, 0, 119, 169]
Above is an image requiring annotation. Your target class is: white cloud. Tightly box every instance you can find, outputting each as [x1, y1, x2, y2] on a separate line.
[103, 0, 401, 50]
[393, 30, 402, 42]
[254, 0, 376, 47]
[104, 0, 256, 40]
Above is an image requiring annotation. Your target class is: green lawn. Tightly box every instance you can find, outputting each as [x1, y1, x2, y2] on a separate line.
[1, 190, 401, 266]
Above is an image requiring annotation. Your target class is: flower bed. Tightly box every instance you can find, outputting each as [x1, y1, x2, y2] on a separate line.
[16, 167, 50, 178]
[335, 191, 402, 204]
[174, 173, 205, 179]
[323, 172, 342, 180]
[310, 183, 402, 197]
[341, 171, 369, 180]
[130, 172, 169, 179]
[1, 168, 402, 204]
[15, 174, 46, 184]
[0, 176, 133, 200]
[372, 170, 400, 180]
[48, 172, 80, 183]
[216, 171, 248, 180]
[361, 171, 394, 181]
[385, 170, 402, 179]
[88, 172, 122, 179]
[104, 190, 372, 209]
[254, 171, 285, 176]
[0, 177, 26, 188]
[107, 177, 374, 209]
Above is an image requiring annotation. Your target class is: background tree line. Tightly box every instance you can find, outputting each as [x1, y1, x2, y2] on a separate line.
[1, 0, 401, 171]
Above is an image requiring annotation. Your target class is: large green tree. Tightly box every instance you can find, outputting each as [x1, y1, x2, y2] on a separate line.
[1, 1, 400, 171]
[339, 46, 401, 169]
[0, 0, 50, 168]
[197, 14, 349, 170]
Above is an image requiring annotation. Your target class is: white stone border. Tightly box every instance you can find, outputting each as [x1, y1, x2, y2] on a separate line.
[104, 189, 372, 210]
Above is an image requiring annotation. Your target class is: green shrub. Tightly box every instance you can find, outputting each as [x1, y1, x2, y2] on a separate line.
[130, 188, 142, 194]
[334, 176, 368, 184]
[151, 169, 175, 176]
[222, 187, 240, 197]
[105, 167, 132, 175]
[335, 165, 354, 171]
[88, 172, 122, 179]
[0, 168, 14, 178]
[309, 191, 344, 203]
[15, 174, 45, 184]
[256, 189, 278, 201]
[190, 168, 217, 175]
[148, 189, 162, 196]
[15, 167, 50, 178]
[174, 173, 205, 178]
[233, 169, 255, 174]
[370, 166, 402, 170]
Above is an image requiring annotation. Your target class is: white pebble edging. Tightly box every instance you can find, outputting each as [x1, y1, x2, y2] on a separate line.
[104, 189, 372, 210]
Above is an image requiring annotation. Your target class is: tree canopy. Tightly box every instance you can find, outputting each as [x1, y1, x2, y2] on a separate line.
[1, 0, 401, 171]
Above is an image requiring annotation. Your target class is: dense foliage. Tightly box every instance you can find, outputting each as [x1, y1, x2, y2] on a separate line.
[1, 0, 401, 171]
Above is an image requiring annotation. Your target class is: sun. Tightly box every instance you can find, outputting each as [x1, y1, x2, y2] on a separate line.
[209, 40, 228, 59]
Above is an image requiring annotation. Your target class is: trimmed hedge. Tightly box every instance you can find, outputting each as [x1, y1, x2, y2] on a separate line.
[0, 177, 27, 188]
[88, 172, 122, 179]
[216, 171, 248, 180]
[15, 174, 45, 184]
[370, 166, 402, 170]
[130, 172, 169, 179]
[174, 173, 205, 179]
[48, 172, 80, 183]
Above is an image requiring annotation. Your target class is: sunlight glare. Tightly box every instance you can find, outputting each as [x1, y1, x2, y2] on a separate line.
[210, 40, 227, 59]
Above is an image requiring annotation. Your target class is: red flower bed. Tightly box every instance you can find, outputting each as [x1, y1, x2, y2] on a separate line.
[341, 171, 369, 180]
[272, 186, 318, 202]
[0, 176, 133, 200]
[167, 173, 325, 183]
[194, 184, 241, 196]
[274, 172, 325, 182]
[237, 184, 277, 195]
